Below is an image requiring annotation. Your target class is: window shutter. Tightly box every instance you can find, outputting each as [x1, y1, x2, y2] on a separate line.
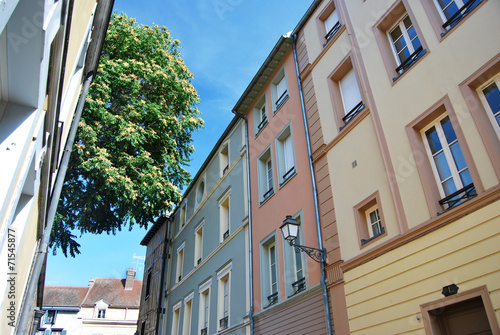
[283, 135, 294, 172]
[339, 69, 362, 114]
[276, 77, 287, 99]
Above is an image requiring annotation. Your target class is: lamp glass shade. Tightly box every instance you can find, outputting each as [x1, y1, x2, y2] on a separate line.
[280, 216, 299, 241]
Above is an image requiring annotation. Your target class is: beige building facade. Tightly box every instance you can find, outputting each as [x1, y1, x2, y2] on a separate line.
[295, 0, 500, 333]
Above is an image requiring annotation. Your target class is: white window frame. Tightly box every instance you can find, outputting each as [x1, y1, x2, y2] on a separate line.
[432, 0, 466, 23]
[218, 189, 230, 242]
[172, 301, 182, 335]
[179, 201, 187, 229]
[339, 68, 362, 116]
[176, 242, 185, 283]
[219, 142, 230, 178]
[365, 205, 383, 238]
[276, 124, 296, 186]
[182, 293, 194, 335]
[254, 94, 268, 135]
[478, 75, 500, 141]
[324, 8, 340, 40]
[194, 221, 204, 266]
[282, 215, 306, 297]
[195, 177, 206, 207]
[258, 147, 274, 204]
[421, 114, 472, 199]
[260, 235, 279, 307]
[271, 67, 289, 113]
[198, 279, 212, 334]
[217, 263, 232, 331]
[388, 14, 421, 67]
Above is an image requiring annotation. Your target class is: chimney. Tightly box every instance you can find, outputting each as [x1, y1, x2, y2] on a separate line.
[125, 268, 135, 290]
[89, 278, 95, 287]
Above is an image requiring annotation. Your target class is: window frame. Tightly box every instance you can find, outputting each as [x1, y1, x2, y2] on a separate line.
[219, 141, 230, 178]
[171, 301, 182, 335]
[260, 234, 279, 308]
[194, 221, 204, 266]
[420, 0, 486, 40]
[317, 1, 343, 47]
[282, 214, 307, 298]
[477, 75, 500, 141]
[217, 262, 232, 331]
[459, 55, 500, 179]
[218, 189, 230, 243]
[254, 94, 268, 136]
[198, 278, 212, 335]
[182, 293, 194, 335]
[373, 0, 428, 83]
[406, 96, 481, 216]
[421, 114, 474, 203]
[354, 191, 387, 248]
[195, 177, 206, 208]
[275, 124, 297, 187]
[258, 147, 275, 205]
[328, 55, 366, 130]
[271, 67, 289, 114]
[176, 242, 185, 283]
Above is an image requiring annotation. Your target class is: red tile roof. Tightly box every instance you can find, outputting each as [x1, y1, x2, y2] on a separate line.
[43, 278, 142, 308]
[43, 286, 89, 307]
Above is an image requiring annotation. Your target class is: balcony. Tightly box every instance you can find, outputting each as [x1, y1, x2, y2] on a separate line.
[341, 101, 365, 129]
[324, 21, 342, 46]
[289, 277, 306, 297]
[274, 90, 289, 113]
[265, 292, 278, 308]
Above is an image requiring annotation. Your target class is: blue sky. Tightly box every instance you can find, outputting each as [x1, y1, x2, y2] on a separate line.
[45, 0, 312, 286]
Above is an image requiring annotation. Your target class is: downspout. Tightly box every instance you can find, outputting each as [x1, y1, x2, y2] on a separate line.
[17, 71, 95, 335]
[292, 34, 333, 335]
[231, 111, 254, 335]
[155, 217, 170, 335]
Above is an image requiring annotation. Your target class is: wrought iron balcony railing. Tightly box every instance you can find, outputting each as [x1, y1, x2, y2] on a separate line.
[441, 0, 481, 34]
[261, 188, 274, 205]
[324, 21, 342, 45]
[257, 116, 268, 132]
[361, 226, 386, 245]
[394, 46, 426, 80]
[438, 183, 476, 212]
[280, 167, 296, 186]
[341, 101, 365, 128]
[274, 91, 289, 112]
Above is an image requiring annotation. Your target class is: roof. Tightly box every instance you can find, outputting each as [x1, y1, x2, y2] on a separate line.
[141, 215, 168, 246]
[81, 278, 142, 308]
[43, 278, 142, 309]
[43, 286, 89, 307]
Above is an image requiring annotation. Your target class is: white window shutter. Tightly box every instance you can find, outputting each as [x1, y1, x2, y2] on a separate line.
[339, 69, 362, 114]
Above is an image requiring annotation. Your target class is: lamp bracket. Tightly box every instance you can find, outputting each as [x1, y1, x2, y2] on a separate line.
[288, 241, 326, 263]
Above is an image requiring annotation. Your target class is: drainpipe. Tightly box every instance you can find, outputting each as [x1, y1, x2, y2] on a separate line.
[292, 34, 333, 335]
[231, 111, 254, 335]
[17, 70, 94, 335]
[155, 217, 170, 335]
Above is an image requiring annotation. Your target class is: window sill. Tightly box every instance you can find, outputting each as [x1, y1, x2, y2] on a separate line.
[361, 227, 386, 246]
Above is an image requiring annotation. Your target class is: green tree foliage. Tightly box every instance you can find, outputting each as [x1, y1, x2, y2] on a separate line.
[50, 13, 203, 257]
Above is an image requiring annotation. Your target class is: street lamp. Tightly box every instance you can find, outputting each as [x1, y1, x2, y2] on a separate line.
[280, 215, 326, 263]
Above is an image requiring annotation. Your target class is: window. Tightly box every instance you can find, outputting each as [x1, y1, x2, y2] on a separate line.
[478, 76, 500, 141]
[254, 95, 268, 135]
[339, 68, 364, 125]
[45, 310, 56, 324]
[220, 142, 229, 177]
[271, 67, 289, 113]
[196, 179, 205, 206]
[318, 1, 342, 46]
[388, 15, 424, 76]
[422, 114, 475, 209]
[373, 0, 428, 82]
[276, 125, 296, 186]
[172, 302, 181, 335]
[176, 242, 185, 283]
[354, 191, 387, 247]
[406, 96, 479, 215]
[198, 279, 212, 335]
[420, 286, 499, 335]
[459, 55, 500, 179]
[261, 236, 279, 308]
[180, 201, 187, 229]
[283, 216, 305, 297]
[97, 309, 106, 319]
[145, 269, 152, 299]
[219, 191, 230, 242]
[258, 148, 274, 204]
[182, 294, 193, 335]
[434, 0, 482, 32]
[194, 222, 203, 266]
[217, 263, 231, 331]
